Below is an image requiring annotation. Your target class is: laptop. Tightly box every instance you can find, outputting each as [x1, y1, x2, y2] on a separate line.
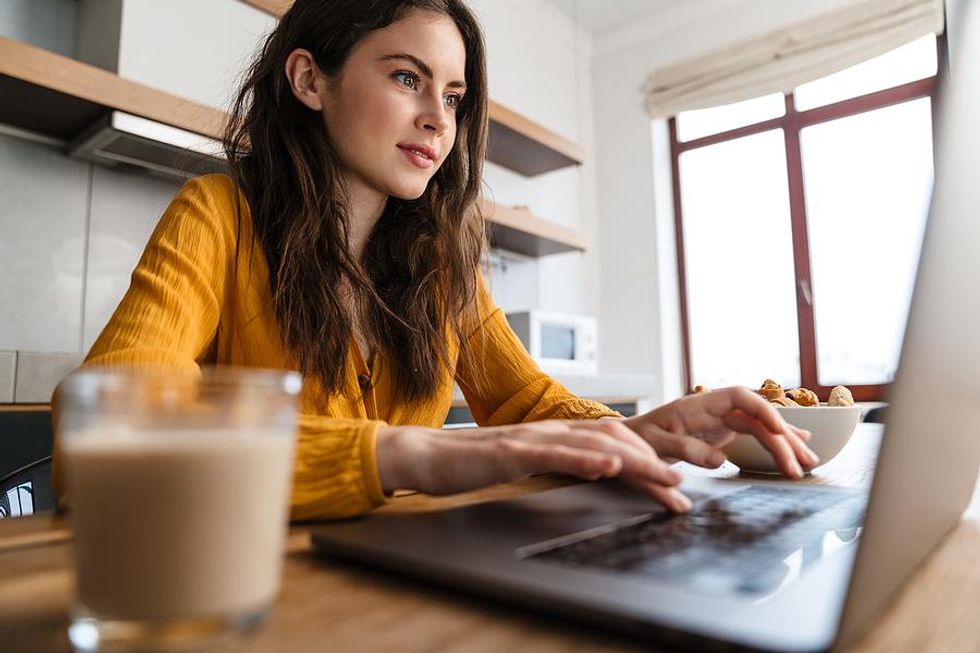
[312, 7, 980, 652]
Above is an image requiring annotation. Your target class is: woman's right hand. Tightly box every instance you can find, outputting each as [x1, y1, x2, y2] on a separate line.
[375, 420, 693, 512]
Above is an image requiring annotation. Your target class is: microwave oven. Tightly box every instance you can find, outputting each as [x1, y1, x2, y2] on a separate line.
[504, 311, 597, 374]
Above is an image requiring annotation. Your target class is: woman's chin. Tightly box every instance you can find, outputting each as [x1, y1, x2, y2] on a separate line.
[387, 182, 429, 201]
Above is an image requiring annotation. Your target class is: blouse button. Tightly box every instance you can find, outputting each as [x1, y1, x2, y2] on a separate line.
[357, 374, 372, 390]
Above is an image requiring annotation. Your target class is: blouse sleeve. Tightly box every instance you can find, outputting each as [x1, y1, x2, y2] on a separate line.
[52, 175, 388, 521]
[454, 276, 621, 425]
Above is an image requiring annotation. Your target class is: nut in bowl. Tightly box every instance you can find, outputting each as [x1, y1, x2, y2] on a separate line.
[723, 403, 863, 475]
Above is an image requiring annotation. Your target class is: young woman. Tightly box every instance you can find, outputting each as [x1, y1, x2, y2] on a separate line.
[56, 0, 817, 520]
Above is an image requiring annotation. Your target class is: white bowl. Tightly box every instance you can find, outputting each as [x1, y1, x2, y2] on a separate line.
[722, 403, 862, 474]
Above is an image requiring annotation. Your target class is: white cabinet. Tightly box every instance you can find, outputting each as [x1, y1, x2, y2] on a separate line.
[77, 0, 275, 111]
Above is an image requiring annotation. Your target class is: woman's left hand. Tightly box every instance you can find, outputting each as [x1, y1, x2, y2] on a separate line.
[622, 387, 820, 479]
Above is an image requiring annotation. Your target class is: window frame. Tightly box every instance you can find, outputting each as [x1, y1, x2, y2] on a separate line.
[668, 36, 946, 401]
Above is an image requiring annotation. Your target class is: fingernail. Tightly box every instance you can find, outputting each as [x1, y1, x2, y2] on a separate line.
[708, 450, 727, 467]
[675, 493, 693, 512]
[805, 447, 820, 466]
[792, 459, 805, 478]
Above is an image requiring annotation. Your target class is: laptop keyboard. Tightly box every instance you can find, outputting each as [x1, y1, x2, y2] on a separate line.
[520, 485, 866, 597]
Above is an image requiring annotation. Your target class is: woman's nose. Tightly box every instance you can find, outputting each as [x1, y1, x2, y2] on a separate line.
[417, 97, 451, 135]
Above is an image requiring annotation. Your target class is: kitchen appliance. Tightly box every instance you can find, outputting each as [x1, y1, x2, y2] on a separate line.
[505, 310, 597, 374]
[68, 111, 226, 181]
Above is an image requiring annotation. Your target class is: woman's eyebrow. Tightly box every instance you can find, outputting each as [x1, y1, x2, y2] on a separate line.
[379, 53, 467, 90]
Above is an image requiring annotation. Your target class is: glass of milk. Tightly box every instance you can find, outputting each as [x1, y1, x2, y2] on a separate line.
[58, 366, 302, 653]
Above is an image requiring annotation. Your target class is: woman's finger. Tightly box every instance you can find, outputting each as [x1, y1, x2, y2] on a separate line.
[534, 427, 681, 487]
[622, 475, 693, 513]
[715, 389, 819, 467]
[643, 428, 727, 468]
[788, 423, 812, 442]
[716, 387, 800, 437]
[761, 433, 806, 478]
[724, 409, 819, 471]
[721, 415, 805, 478]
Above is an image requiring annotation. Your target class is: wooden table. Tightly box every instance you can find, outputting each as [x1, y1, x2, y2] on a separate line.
[1, 425, 978, 652]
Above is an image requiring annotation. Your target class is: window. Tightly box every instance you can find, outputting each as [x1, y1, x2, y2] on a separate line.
[670, 35, 941, 400]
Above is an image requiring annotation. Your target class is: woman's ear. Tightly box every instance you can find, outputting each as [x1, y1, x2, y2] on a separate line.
[285, 48, 325, 111]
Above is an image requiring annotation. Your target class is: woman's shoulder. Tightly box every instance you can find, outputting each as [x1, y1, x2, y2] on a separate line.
[175, 174, 246, 214]
[140, 175, 256, 264]
[165, 173, 251, 234]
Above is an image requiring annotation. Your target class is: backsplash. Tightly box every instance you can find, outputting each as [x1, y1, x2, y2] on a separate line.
[0, 351, 82, 403]
[0, 351, 14, 402]
[0, 132, 181, 355]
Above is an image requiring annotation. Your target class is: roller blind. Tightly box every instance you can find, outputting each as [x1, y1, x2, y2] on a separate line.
[645, 0, 944, 118]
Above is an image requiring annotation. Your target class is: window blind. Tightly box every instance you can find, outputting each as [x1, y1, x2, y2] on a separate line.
[645, 0, 944, 118]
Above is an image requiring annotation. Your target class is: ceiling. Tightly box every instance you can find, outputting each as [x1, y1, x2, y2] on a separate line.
[548, 0, 680, 37]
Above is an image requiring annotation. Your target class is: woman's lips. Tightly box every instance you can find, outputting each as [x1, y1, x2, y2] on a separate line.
[397, 145, 436, 169]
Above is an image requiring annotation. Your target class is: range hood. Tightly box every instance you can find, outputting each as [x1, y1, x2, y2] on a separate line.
[68, 111, 227, 181]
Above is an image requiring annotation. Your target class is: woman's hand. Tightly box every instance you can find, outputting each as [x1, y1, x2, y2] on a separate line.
[623, 387, 819, 479]
[376, 419, 694, 512]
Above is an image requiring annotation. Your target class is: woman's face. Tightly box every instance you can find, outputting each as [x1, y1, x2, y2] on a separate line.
[320, 10, 467, 201]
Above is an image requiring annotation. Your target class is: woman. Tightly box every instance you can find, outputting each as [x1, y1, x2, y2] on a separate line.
[55, 0, 817, 520]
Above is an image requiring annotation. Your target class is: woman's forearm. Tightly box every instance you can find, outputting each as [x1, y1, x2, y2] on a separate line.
[372, 419, 684, 508]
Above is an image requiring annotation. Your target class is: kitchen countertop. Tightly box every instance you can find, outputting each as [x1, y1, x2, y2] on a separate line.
[452, 372, 657, 405]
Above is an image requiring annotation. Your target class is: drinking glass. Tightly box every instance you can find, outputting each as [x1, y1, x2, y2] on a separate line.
[58, 366, 302, 653]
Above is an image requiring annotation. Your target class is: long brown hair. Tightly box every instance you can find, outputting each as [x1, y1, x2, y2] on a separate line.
[223, 0, 489, 403]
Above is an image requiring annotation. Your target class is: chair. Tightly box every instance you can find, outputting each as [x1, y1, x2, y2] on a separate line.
[0, 410, 56, 518]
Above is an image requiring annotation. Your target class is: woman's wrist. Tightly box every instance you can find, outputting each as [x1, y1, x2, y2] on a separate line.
[375, 425, 434, 493]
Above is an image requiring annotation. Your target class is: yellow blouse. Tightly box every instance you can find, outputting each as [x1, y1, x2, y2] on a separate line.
[56, 175, 618, 520]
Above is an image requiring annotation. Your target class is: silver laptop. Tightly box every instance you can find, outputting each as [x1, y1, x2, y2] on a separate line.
[312, 7, 980, 652]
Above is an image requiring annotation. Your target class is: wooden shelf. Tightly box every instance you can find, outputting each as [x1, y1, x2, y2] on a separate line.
[0, 37, 225, 142]
[238, 1, 584, 176]
[240, 0, 292, 16]
[481, 199, 586, 256]
[486, 99, 584, 176]
[0, 36, 587, 256]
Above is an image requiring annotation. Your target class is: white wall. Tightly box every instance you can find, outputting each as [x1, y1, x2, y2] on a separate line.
[467, 0, 600, 318]
[590, 0, 897, 404]
[945, 0, 968, 58]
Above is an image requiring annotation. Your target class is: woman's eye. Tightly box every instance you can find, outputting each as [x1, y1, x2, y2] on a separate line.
[445, 94, 462, 110]
[393, 71, 419, 90]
